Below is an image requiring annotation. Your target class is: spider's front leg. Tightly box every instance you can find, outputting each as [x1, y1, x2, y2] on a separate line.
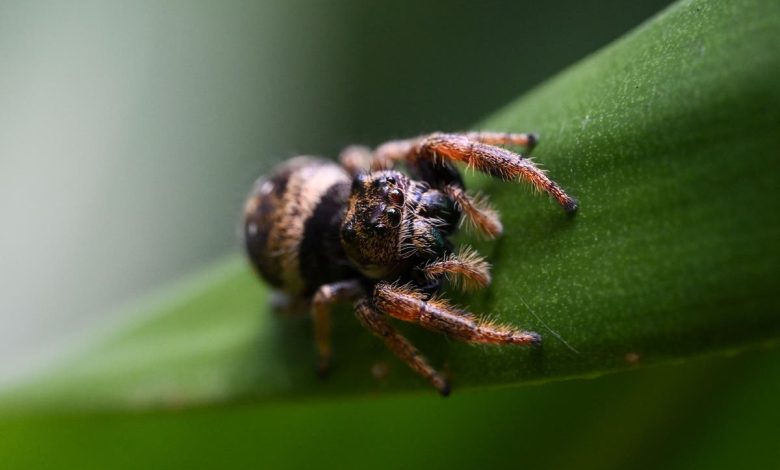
[373, 131, 539, 168]
[461, 131, 539, 153]
[416, 133, 578, 213]
[355, 298, 450, 396]
[373, 282, 541, 346]
[368, 132, 577, 213]
[362, 282, 539, 394]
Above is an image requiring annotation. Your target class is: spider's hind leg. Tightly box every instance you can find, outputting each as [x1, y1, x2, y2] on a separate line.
[338, 145, 374, 176]
[311, 280, 363, 376]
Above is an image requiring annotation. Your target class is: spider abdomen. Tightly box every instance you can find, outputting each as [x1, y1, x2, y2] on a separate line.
[243, 157, 357, 296]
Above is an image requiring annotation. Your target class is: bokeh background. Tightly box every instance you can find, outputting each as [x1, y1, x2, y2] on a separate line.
[3, 1, 778, 468]
[0, 0, 672, 385]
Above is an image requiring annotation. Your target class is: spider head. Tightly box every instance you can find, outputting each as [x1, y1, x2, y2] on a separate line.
[340, 170, 411, 278]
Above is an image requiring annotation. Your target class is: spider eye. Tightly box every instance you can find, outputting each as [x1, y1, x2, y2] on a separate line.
[388, 188, 404, 204]
[386, 175, 396, 185]
[351, 173, 368, 193]
[341, 221, 356, 242]
[386, 207, 401, 227]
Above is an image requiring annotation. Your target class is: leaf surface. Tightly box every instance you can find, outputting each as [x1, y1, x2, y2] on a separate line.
[3, 0, 778, 411]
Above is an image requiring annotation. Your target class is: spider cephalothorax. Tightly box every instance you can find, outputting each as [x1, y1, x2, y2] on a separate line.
[340, 169, 462, 281]
[244, 131, 577, 395]
[340, 170, 413, 278]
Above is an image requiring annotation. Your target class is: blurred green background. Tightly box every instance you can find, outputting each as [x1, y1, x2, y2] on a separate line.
[3, 0, 777, 468]
[0, 0, 671, 383]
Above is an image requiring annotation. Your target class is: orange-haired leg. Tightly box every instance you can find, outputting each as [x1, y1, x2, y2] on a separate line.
[462, 131, 538, 153]
[369, 132, 576, 212]
[373, 131, 537, 165]
[373, 282, 541, 346]
[311, 280, 363, 376]
[416, 133, 578, 213]
[423, 247, 492, 291]
[338, 145, 373, 176]
[355, 298, 450, 396]
[443, 185, 503, 238]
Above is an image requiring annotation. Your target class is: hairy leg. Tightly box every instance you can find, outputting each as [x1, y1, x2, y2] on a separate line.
[355, 298, 450, 396]
[461, 131, 538, 153]
[423, 247, 491, 291]
[442, 185, 503, 237]
[338, 145, 373, 176]
[417, 133, 578, 213]
[372, 139, 417, 170]
[373, 131, 537, 166]
[270, 291, 309, 316]
[311, 279, 363, 375]
[341, 131, 576, 212]
[373, 282, 541, 346]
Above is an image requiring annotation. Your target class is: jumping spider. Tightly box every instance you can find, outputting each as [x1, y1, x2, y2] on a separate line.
[243, 132, 577, 395]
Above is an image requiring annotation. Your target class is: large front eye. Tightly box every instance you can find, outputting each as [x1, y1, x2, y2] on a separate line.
[388, 188, 404, 204]
[386, 208, 401, 227]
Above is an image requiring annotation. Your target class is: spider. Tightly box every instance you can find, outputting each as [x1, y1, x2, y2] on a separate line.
[243, 131, 577, 395]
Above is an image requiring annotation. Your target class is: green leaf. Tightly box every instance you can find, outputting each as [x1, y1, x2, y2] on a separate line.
[2, 349, 779, 469]
[3, 0, 779, 411]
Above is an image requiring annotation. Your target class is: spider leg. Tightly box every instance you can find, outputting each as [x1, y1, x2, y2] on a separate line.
[461, 131, 538, 154]
[371, 131, 538, 166]
[338, 145, 373, 176]
[423, 246, 491, 291]
[442, 184, 503, 237]
[270, 291, 310, 316]
[311, 279, 363, 376]
[417, 133, 578, 213]
[368, 132, 575, 212]
[372, 139, 418, 170]
[355, 298, 450, 396]
[339, 139, 417, 173]
[373, 282, 541, 346]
